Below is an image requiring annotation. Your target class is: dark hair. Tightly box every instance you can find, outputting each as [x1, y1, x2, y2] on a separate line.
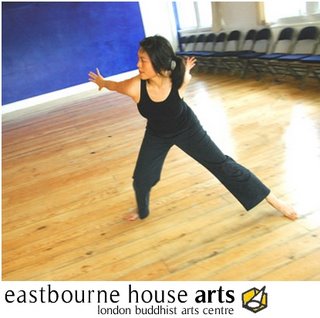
[139, 35, 185, 88]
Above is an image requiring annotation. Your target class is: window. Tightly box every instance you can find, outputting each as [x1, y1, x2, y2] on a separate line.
[174, 1, 212, 30]
[264, 0, 320, 23]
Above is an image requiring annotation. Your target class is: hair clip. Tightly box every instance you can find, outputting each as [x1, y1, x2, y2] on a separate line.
[170, 60, 176, 71]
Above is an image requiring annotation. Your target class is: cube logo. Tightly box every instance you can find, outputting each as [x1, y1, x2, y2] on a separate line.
[242, 286, 268, 313]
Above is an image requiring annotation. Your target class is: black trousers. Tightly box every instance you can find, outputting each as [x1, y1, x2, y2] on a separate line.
[133, 117, 270, 219]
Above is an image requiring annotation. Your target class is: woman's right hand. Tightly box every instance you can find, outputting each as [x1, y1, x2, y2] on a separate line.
[88, 69, 140, 103]
[88, 68, 106, 91]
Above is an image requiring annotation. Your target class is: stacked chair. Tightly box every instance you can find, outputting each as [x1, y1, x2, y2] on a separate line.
[248, 27, 295, 80]
[177, 33, 215, 56]
[193, 32, 227, 70]
[220, 29, 257, 74]
[236, 28, 272, 78]
[204, 30, 242, 73]
[176, 35, 197, 56]
[265, 26, 319, 82]
[176, 33, 216, 70]
[195, 33, 216, 55]
[176, 34, 208, 57]
[299, 43, 320, 86]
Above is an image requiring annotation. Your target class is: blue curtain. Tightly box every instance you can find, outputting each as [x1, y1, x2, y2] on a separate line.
[2, 2, 145, 105]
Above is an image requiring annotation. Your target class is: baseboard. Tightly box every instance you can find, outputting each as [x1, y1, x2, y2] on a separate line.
[2, 69, 138, 115]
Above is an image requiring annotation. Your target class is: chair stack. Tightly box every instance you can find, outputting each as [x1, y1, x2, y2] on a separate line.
[176, 25, 320, 87]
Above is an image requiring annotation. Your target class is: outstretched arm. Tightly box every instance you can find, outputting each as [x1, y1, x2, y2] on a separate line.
[88, 68, 140, 102]
[184, 56, 197, 85]
[179, 57, 197, 97]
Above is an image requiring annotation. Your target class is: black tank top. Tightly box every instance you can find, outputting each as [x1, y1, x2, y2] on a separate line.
[137, 80, 194, 136]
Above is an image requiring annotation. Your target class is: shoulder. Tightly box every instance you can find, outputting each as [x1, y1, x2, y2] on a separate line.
[126, 74, 141, 86]
[122, 74, 140, 92]
[129, 75, 142, 103]
[118, 75, 141, 103]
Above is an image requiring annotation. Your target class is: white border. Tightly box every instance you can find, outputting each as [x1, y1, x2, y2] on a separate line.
[2, 70, 138, 115]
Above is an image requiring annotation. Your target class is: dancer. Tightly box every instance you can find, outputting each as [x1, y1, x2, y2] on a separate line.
[89, 35, 298, 221]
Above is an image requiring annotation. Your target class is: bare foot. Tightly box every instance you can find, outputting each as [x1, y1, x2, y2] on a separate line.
[124, 212, 139, 221]
[266, 193, 298, 221]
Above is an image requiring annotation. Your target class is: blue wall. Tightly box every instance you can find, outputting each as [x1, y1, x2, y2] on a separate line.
[2, 2, 145, 105]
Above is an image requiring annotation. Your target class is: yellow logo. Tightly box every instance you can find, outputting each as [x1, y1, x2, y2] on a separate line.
[242, 286, 268, 313]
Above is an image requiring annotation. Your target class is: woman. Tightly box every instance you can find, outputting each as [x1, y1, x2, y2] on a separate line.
[89, 35, 297, 221]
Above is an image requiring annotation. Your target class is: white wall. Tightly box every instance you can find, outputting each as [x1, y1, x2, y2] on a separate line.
[218, 2, 260, 32]
[139, 0, 177, 48]
[216, 2, 320, 42]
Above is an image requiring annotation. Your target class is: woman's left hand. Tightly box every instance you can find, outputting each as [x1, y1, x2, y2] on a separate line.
[185, 56, 197, 73]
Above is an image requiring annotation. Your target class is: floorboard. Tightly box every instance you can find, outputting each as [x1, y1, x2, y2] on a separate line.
[2, 73, 320, 280]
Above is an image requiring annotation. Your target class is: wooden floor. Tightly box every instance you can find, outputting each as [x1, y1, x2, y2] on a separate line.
[2, 73, 320, 281]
